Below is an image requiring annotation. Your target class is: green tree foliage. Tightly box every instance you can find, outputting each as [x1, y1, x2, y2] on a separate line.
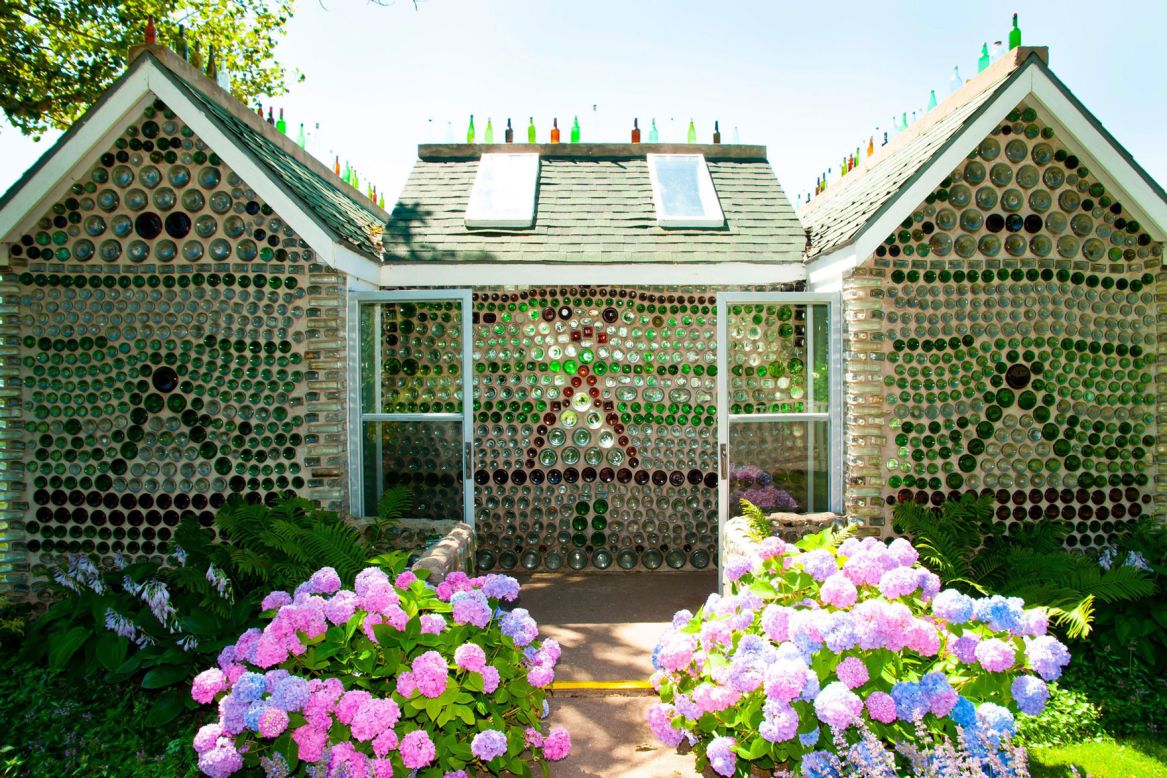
[893, 493, 1155, 639]
[0, 0, 295, 137]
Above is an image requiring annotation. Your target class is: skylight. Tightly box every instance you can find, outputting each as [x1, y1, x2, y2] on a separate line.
[465, 153, 540, 228]
[647, 154, 725, 228]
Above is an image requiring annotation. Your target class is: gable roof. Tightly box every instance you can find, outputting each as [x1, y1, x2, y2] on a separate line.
[0, 45, 388, 279]
[801, 47, 1167, 269]
[383, 144, 806, 265]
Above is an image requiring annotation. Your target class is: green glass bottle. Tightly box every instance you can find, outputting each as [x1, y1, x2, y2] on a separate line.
[978, 43, 990, 72]
[687, 120, 696, 143]
[527, 117, 536, 143]
[648, 119, 659, 142]
[467, 114, 475, 143]
[485, 118, 494, 143]
[570, 116, 580, 143]
[1009, 13, 1021, 50]
[276, 109, 287, 134]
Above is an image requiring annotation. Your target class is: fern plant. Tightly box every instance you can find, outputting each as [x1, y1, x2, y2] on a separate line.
[366, 485, 413, 550]
[892, 494, 1155, 638]
[740, 498, 773, 542]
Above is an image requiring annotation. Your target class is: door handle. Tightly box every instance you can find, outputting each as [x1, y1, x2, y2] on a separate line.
[719, 443, 727, 479]
[464, 442, 472, 480]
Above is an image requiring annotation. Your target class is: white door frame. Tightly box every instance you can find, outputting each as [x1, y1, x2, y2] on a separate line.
[348, 289, 474, 527]
[715, 292, 843, 590]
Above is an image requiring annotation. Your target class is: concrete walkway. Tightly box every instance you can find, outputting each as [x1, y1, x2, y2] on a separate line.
[516, 572, 718, 776]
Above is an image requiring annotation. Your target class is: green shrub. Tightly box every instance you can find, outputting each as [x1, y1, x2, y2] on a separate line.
[19, 495, 412, 728]
[0, 656, 199, 778]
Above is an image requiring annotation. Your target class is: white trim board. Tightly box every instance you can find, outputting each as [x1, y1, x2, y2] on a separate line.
[380, 261, 806, 287]
[0, 67, 153, 242]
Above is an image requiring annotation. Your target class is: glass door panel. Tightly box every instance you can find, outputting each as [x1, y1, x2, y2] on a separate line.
[355, 291, 472, 525]
[717, 293, 840, 584]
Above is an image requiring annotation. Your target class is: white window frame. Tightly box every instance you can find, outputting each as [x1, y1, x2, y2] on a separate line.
[347, 289, 474, 526]
[647, 153, 725, 228]
[464, 153, 540, 228]
[715, 292, 843, 590]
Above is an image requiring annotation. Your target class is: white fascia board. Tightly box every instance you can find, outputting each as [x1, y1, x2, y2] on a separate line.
[330, 245, 382, 286]
[145, 67, 383, 283]
[806, 245, 859, 291]
[379, 261, 805, 287]
[851, 68, 1036, 264]
[1029, 71, 1167, 242]
[0, 67, 153, 242]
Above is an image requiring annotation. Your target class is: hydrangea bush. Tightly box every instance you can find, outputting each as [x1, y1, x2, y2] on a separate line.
[648, 525, 1069, 777]
[190, 566, 570, 777]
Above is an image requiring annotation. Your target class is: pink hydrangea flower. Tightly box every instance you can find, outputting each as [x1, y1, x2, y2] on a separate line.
[814, 681, 864, 729]
[975, 638, 1016, 672]
[306, 567, 341, 595]
[865, 691, 897, 723]
[372, 727, 399, 757]
[291, 725, 328, 762]
[412, 651, 450, 698]
[528, 665, 555, 688]
[336, 690, 373, 725]
[658, 632, 697, 671]
[820, 573, 858, 609]
[192, 668, 227, 704]
[323, 590, 360, 625]
[395, 571, 418, 589]
[396, 670, 417, 698]
[887, 537, 919, 567]
[420, 614, 446, 634]
[257, 707, 289, 738]
[835, 657, 869, 689]
[542, 726, 571, 760]
[351, 698, 401, 742]
[261, 590, 292, 611]
[481, 666, 501, 694]
[354, 567, 390, 598]
[193, 723, 224, 753]
[399, 730, 436, 770]
[455, 643, 487, 673]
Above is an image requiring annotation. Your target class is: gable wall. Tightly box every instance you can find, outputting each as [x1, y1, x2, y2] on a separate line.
[0, 97, 349, 594]
[841, 100, 1164, 545]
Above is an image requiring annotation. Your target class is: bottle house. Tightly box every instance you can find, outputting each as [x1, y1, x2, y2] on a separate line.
[0, 43, 1163, 591]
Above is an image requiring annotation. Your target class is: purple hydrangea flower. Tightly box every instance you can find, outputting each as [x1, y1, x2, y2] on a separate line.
[500, 608, 539, 647]
[724, 556, 755, 582]
[471, 729, 509, 761]
[482, 575, 521, 602]
[647, 703, 685, 747]
[306, 567, 341, 595]
[706, 735, 737, 777]
[798, 549, 839, 581]
[1011, 675, 1049, 716]
[270, 676, 310, 712]
[759, 700, 799, 743]
[865, 691, 897, 723]
[232, 672, 267, 703]
[820, 573, 858, 609]
[1025, 635, 1071, 681]
[890, 681, 927, 722]
[451, 589, 492, 628]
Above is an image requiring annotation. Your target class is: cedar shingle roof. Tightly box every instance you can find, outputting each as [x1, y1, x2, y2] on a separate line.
[383, 145, 805, 264]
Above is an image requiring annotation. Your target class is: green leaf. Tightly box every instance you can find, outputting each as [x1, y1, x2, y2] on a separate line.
[149, 688, 190, 726]
[141, 664, 191, 689]
[95, 632, 128, 673]
[47, 626, 92, 673]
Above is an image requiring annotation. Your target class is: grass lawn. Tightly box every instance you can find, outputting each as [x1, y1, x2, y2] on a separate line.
[1029, 738, 1167, 777]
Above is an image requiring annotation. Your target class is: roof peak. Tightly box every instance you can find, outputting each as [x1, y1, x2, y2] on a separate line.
[129, 43, 390, 220]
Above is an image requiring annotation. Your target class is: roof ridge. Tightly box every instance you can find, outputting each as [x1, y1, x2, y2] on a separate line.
[129, 44, 391, 221]
[800, 47, 1047, 220]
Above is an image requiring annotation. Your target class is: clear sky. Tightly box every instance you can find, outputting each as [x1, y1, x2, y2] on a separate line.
[2, 0, 1165, 209]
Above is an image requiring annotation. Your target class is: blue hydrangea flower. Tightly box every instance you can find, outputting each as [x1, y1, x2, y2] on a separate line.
[890, 681, 927, 722]
[233, 672, 268, 703]
[1011, 675, 1049, 716]
[951, 695, 977, 729]
[798, 727, 821, 747]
